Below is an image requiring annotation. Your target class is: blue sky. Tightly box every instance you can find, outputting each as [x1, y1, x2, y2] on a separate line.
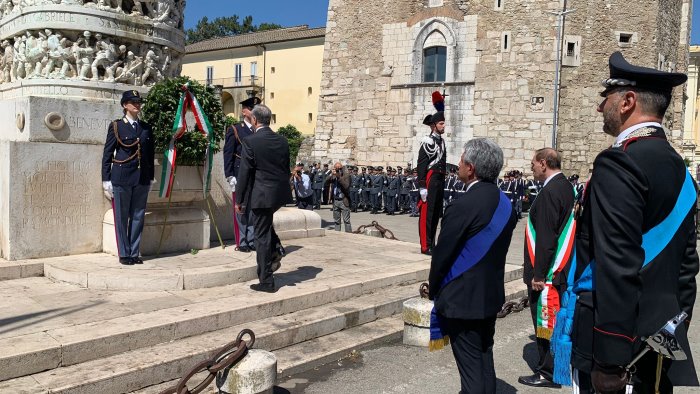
[185, 1, 700, 44]
[183, 0, 330, 30]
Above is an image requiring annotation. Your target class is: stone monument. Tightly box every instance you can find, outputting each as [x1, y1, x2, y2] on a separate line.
[0, 0, 186, 260]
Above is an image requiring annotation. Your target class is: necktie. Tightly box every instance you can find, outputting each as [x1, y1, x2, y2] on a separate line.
[132, 122, 137, 130]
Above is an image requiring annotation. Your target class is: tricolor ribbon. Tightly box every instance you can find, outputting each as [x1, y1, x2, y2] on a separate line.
[525, 207, 576, 340]
[159, 84, 216, 199]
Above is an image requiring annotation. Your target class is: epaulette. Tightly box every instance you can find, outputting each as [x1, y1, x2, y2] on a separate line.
[421, 135, 434, 145]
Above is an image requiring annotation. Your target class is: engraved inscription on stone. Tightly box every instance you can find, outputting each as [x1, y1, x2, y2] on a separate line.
[21, 160, 93, 229]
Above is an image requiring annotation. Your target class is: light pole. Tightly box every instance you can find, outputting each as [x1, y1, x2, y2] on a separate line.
[549, 5, 575, 149]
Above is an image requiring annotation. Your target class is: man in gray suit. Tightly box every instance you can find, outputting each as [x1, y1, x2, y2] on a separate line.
[235, 105, 293, 293]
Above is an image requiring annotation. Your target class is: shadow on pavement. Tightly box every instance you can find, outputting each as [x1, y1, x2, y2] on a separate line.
[276, 266, 323, 288]
[520, 341, 539, 373]
[283, 245, 303, 255]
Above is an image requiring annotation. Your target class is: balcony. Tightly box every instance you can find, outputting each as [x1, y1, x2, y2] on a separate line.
[200, 76, 263, 89]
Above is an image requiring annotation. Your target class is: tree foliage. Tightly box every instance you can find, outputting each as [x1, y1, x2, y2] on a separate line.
[141, 76, 226, 166]
[186, 15, 283, 44]
[278, 124, 303, 168]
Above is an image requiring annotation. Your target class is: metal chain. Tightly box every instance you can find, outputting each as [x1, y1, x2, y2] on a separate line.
[158, 329, 255, 394]
[496, 297, 529, 319]
[352, 221, 399, 240]
[419, 282, 429, 299]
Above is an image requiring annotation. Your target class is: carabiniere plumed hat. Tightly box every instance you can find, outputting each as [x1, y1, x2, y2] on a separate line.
[121, 90, 142, 106]
[600, 51, 687, 97]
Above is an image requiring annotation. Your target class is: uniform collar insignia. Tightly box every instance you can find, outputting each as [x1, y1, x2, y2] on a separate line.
[616, 126, 666, 147]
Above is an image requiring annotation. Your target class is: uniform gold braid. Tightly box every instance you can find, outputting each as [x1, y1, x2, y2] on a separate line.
[110, 120, 141, 169]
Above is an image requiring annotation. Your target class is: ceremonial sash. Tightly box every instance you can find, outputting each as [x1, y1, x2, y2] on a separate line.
[525, 209, 576, 340]
[429, 191, 512, 351]
[551, 169, 697, 385]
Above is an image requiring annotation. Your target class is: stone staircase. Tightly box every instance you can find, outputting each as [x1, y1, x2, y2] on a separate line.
[0, 231, 525, 394]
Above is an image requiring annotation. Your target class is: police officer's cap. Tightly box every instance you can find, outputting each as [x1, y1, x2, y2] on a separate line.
[569, 174, 579, 180]
[240, 96, 262, 109]
[121, 90, 142, 106]
[367, 166, 374, 170]
[323, 163, 329, 167]
[296, 162, 304, 167]
[377, 166, 384, 171]
[386, 166, 393, 172]
[361, 167, 366, 171]
[600, 51, 687, 97]
[422, 115, 433, 125]
[397, 166, 403, 171]
[432, 111, 445, 123]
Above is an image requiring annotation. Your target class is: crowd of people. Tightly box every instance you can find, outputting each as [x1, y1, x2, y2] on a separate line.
[100, 51, 698, 394]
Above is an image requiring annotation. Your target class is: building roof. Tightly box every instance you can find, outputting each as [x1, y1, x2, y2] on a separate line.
[186, 26, 326, 54]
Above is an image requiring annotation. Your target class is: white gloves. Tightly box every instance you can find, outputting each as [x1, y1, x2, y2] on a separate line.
[227, 176, 237, 192]
[420, 188, 428, 202]
[102, 181, 113, 200]
[149, 179, 156, 192]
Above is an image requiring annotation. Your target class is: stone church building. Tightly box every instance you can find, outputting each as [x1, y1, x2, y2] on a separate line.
[309, 0, 691, 177]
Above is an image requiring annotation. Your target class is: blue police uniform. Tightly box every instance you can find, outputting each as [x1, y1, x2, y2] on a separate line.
[101, 90, 154, 264]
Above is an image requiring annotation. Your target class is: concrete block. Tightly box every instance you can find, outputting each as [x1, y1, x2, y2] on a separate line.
[402, 297, 433, 347]
[217, 349, 277, 394]
[103, 207, 210, 257]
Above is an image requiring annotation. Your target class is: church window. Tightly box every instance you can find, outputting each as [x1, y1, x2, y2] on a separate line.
[206, 66, 213, 85]
[567, 42, 575, 57]
[308, 113, 313, 123]
[502, 32, 510, 52]
[495, 0, 503, 10]
[423, 46, 447, 82]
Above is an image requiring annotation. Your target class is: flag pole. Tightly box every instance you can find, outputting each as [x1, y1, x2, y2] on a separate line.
[156, 164, 176, 257]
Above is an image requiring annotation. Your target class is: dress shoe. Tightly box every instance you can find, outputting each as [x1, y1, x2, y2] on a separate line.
[250, 283, 277, 293]
[518, 374, 561, 388]
[132, 257, 144, 264]
[237, 246, 251, 253]
[119, 257, 134, 265]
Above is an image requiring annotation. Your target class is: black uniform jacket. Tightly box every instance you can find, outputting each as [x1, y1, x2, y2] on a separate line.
[416, 134, 446, 188]
[429, 181, 517, 320]
[223, 122, 254, 179]
[101, 118, 154, 186]
[523, 173, 575, 285]
[235, 126, 293, 210]
[572, 126, 698, 382]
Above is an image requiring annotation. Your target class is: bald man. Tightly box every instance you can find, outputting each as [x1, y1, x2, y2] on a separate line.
[519, 148, 575, 388]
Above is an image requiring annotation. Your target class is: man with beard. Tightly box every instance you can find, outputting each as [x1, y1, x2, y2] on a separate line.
[417, 111, 447, 255]
[553, 52, 698, 393]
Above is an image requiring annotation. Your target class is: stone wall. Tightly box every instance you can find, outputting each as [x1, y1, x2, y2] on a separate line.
[314, 0, 692, 178]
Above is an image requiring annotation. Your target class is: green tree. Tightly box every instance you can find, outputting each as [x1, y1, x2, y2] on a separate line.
[141, 76, 226, 166]
[278, 124, 303, 168]
[186, 15, 283, 44]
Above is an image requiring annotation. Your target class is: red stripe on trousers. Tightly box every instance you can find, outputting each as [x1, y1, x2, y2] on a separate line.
[418, 170, 434, 253]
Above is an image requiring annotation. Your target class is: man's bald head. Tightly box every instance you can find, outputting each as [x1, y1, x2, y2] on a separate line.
[334, 162, 343, 171]
[534, 148, 561, 170]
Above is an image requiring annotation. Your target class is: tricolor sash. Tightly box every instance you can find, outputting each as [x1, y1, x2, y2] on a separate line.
[429, 191, 512, 351]
[551, 169, 697, 385]
[525, 207, 576, 340]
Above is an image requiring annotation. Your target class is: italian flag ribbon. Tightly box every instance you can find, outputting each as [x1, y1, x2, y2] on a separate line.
[525, 209, 576, 340]
[159, 84, 216, 199]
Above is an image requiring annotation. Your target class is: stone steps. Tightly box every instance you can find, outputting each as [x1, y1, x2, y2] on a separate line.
[0, 284, 419, 393]
[0, 260, 430, 382]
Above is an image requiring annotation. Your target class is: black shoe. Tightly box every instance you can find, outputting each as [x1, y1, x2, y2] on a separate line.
[517, 374, 560, 388]
[237, 246, 251, 253]
[119, 257, 134, 265]
[132, 257, 143, 264]
[250, 283, 277, 293]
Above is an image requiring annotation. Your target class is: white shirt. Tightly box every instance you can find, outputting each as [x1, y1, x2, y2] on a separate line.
[465, 180, 479, 193]
[124, 114, 138, 128]
[244, 119, 252, 130]
[543, 171, 562, 187]
[613, 122, 662, 147]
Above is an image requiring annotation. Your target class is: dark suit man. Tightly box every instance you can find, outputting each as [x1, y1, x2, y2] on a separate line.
[564, 52, 698, 393]
[312, 163, 325, 209]
[518, 148, 575, 389]
[330, 163, 352, 232]
[235, 104, 293, 293]
[429, 138, 516, 394]
[101, 90, 154, 265]
[223, 96, 260, 252]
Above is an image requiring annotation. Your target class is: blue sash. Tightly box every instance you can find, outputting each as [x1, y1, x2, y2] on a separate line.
[429, 192, 512, 351]
[551, 169, 697, 385]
